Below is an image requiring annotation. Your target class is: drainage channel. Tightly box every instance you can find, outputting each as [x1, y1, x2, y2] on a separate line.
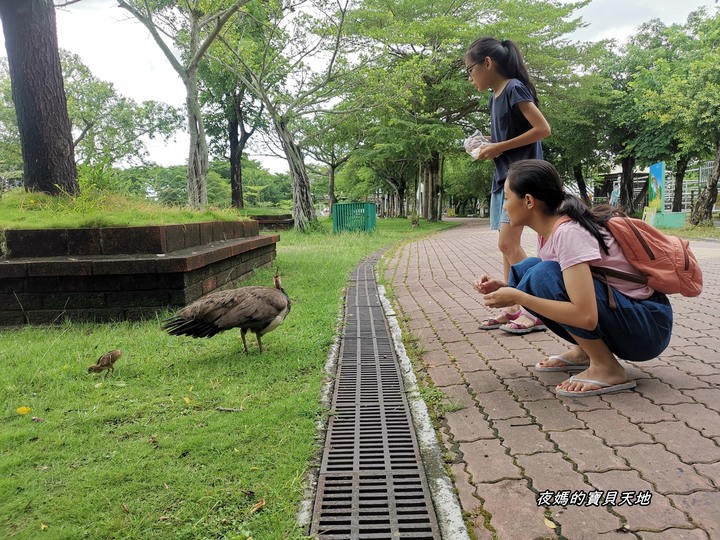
[310, 255, 441, 539]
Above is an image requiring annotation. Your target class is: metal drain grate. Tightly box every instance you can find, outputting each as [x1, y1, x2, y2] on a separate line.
[310, 256, 440, 539]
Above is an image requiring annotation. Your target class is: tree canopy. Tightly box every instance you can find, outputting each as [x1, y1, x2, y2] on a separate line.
[1, 0, 718, 224]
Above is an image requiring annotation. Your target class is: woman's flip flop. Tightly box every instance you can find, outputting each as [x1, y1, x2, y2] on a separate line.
[555, 376, 636, 397]
[535, 355, 588, 372]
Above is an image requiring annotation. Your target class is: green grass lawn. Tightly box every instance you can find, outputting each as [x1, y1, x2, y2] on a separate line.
[0, 215, 456, 540]
[0, 190, 291, 230]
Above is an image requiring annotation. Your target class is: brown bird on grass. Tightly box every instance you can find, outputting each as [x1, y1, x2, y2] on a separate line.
[88, 350, 122, 377]
[161, 273, 291, 354]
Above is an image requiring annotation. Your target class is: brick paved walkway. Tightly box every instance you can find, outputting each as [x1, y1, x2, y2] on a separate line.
[383, 218, 720, 540]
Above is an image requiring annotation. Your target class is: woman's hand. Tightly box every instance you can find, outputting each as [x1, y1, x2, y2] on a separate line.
[476, 142, 503, 160]
[472, 275, 507, 294]
[483, 286, 520, 309]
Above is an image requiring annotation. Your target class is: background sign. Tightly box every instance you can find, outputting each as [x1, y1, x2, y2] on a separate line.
[648, 161, 665, 212]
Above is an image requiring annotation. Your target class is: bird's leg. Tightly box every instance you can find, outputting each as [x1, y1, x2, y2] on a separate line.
[256, 334, 263, 354]
[240, 329, 249, 354]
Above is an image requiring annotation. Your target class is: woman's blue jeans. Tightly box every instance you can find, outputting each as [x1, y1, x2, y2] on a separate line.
[509, 258, 673, 361]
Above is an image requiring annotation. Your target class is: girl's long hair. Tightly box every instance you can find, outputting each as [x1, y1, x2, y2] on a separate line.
[506, 160, 626, 255]
[465, 37, 539, 105]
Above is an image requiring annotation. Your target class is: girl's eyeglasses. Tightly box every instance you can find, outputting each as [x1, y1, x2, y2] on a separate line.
[465, 62, 480, 76]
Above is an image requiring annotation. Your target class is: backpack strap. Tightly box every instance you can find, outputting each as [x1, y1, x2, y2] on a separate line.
[589, 266, 649, 310]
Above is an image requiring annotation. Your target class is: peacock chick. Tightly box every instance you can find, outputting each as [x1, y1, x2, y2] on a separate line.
[162, 274, 291, 354]
[88, 349, 122, 377]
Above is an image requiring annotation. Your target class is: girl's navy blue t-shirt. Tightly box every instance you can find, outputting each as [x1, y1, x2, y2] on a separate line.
[488, 79, 543, 193]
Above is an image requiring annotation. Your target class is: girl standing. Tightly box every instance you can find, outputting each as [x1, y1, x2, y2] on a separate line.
[476, 160, 673, 397]
[465, 37, 551, 334]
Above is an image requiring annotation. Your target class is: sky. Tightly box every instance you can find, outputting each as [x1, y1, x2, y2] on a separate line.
[0, 0, 717, 171]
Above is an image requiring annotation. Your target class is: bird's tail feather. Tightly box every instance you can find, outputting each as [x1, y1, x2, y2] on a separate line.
[162, 317, 221, 338]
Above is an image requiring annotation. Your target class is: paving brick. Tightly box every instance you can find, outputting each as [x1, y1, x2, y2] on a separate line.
[474, 390, 526, 420]
[505, 377, 557, 401]
[534, 370, 575, 389]
[648, 366, 712, 390]
[473, 337, 511, 361]
[449, 464, 493, 540]
[672, 325, 706, 340]
[407, 317, 431, 332]
[460, 439, 520, 483]
[439, 384, 476, 409]
[487, 358, 532, 380]
[549, 505, 624, 540]
[600, 392, 675, 423]
[697, 374, 720, 386]
[637, 528, 709, 539]
[413, 327, 437, 341]
[523, 399, 585, 431]
[513, 347, 549, 367]
[662, 403, 720, 438]
[667, 358, 720, 377]
[452, 345, 492, 372]
[476, 479, 552, 540]
[493, 419, 556, 455]
[426, 363, 463, 387]
[550, 429, 628, 473]
[558, 392, 613, 411]
[419, 349, 454, 368]
[683, 388, 720, 413]
[640, 421, 720, 464]
[634, 378, 696, 405]
[435, 326, 466, 344]
[615, 443, 713, 494]
[439, 425, 462, 463]
[693, 462, 720, 487]
[456, 320, 484, 336]
[680, 345, 720, 363]
[669, 491, 720, 539]
[444, 407, 494, 442]
[575, 409, 654, 445]
[586, 470, 689, 531]
[464, 370, 506, 394]
[516, 452, 588, 493]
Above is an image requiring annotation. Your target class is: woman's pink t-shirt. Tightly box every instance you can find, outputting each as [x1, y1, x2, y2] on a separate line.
[537, 220, 654, 300]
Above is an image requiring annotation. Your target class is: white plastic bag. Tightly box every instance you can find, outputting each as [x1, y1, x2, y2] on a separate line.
[464, 130, 490, 159]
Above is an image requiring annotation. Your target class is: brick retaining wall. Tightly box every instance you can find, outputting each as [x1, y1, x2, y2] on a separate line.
[0, 220, 279, 326]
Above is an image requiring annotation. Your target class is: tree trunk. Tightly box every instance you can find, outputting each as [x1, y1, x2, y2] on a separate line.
[420, 154, 442, 222]
[185, 64, 208, 207]
[690, 140, 720, 225]
[397, 185, 406, 218]
[328, 164, 337, 217]
[573, 164, 591, 206]
[619, 156, 636, 214]
[0, 0, 78, 196]
[437, 153, 444, 221]
[672, 156, 689, 213]
[275, 120, 316, 230]
[228, 115, 243, 208]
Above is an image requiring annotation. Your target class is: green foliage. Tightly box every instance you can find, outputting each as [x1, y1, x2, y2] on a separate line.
[0, 216, 456, 539]
[443, 154, 493, 211]
[0, 59, 22, 180]
[336, 0, 590, 207]
[3, 0, 719, 217]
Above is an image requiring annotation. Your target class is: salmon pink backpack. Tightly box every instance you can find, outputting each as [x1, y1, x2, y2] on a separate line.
[593, 216, 703, 297]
